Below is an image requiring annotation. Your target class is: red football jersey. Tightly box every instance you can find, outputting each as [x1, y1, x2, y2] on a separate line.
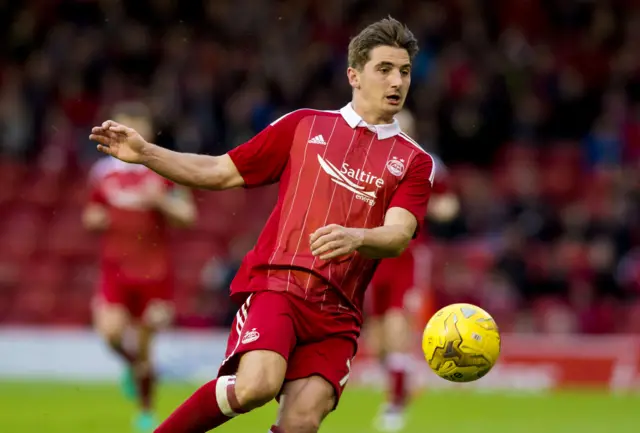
[88, 157, 174, 282]
[228, 104, 434, 323]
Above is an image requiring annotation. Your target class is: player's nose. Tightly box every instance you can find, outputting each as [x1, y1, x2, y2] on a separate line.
[388, 69, 403, 88]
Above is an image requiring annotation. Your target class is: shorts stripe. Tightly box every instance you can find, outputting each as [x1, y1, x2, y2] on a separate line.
[222, 294, 253, 366]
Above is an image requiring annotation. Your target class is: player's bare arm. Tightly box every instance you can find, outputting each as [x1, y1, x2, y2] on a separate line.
[82, 203, 110, 231]
[153, 187, 197, 227]
[89, 121, 244, 190]
[357, 207, 416, 258]
[310, 207, 415, 260]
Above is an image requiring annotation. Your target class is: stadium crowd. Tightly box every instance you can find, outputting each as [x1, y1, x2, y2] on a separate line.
[1, 0, 640, 334]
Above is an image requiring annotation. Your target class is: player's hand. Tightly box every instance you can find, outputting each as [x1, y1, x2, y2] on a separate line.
[310, 224, 365, 260]
[140, 178, 169, 208]
[89, 120, 149, 164]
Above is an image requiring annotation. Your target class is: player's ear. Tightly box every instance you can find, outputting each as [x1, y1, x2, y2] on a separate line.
[347, 67, 360, 90]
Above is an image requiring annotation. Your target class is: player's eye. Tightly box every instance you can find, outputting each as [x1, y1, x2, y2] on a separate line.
[401, 70, 410, 76]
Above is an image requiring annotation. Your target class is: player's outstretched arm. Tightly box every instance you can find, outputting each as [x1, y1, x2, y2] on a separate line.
[141, 146, 244, 190]
[89, 120, 244, 190]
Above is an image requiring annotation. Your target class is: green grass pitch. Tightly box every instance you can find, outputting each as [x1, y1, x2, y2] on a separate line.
[0, 381, 637, 432]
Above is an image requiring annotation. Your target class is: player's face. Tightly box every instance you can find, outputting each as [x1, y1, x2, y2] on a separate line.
[349, 45, 412, 121]
[113, 114, 152, 141]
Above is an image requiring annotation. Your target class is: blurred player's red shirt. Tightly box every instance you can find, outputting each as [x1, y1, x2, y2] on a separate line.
[88, 157, 174, 283]
[369, 156, 453, 318]
[228, 104, 434, 324]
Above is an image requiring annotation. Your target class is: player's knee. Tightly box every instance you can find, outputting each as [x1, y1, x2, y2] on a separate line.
[366, 318, 384, 357]
[234, 351, 286, 409]
[142, 301, 174, 330]
[234, 372, 281, 409]
[102, 328, 125, 347]
[97, 319, 126, 344]
[384, 310, 411, 352]
[93, 305, 128, 343]
[280, 402, 329, 433]
[282, 412, 322, 433]
[278, 377, 335, 433]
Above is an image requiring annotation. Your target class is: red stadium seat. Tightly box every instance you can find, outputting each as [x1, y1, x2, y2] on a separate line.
[494, 142, 540, 168]
[42, 207, 98, 259]
[0, 206, 44, 261]
[622, 301, 640, 333]
[0, 159, 27, 208]
[0, 258, 21, 292]
[52, 290, 92, 325]
[19, 169, 65, 208]
[20, 258, 68, 291]
[60, 176, 91, 207]
[8, 259, 67, 324]
[539, 142, 583, 204]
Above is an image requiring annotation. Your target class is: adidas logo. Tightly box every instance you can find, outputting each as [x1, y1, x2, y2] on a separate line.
[308, 134, 327, 145]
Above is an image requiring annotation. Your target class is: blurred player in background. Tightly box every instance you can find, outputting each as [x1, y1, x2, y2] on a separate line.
[83, 102, 197, 431]
[367, 109, 459, 432]
[90, 18, 434, 433]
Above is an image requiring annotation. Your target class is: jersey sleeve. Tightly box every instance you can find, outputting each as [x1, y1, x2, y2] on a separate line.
[227, 110, 304, 188]
[388, 152, 434, 234]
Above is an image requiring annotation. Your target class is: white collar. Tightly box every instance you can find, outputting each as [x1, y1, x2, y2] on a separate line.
[339, 103, 402, 140]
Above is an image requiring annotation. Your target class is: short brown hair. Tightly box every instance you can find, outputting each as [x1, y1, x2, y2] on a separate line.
[348, 17, 419, 70]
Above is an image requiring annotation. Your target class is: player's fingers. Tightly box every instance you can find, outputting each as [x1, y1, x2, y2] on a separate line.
[310, 234, 327, 251]
[108, 124, 132, 135]
[91, 127, 119, 139]
[89, 130, 118, 140]
[96, 144, 112, 155]
[310, 232, 340, 251]
[309, 226, 334, 244]
[311, 240, 343, 257]
[320, 246, 352, 260]
[89, 134, 113, 146]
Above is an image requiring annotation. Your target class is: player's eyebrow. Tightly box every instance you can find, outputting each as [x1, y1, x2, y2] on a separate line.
[376, 61, 412, 70]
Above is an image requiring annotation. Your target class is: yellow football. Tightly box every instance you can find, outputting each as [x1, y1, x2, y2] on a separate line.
[422, 303, 501, 382]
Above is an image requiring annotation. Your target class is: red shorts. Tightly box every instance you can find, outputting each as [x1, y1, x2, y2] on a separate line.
[369, 248, 415, 317]
[97, 269, 173, 319]
[218, 290, 359, 408]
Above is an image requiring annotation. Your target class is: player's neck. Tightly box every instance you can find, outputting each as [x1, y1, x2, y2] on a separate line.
[350, 99, 394, 125]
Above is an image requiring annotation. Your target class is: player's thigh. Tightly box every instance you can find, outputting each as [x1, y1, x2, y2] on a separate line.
[382, 263, 415, 352]
[130, 279, 174, 330]
[218, 292, 297, 405]
[277, 375, 335, 433]
[284, 336, 357, 411]
[92, 298, 130, 341]
[363, 316, 384, 357]
[383, 308, 412, 353]
[140, 298, 175, 331]
[233, 349, 288, 409]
